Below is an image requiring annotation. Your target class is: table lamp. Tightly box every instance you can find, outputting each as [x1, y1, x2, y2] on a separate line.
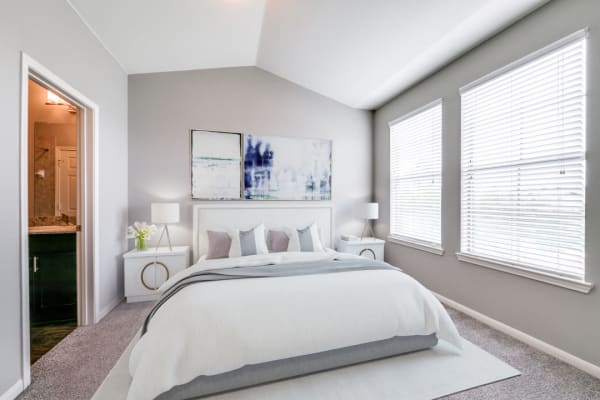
[353, 202, 379, 240]
[151, 203, 180, 251]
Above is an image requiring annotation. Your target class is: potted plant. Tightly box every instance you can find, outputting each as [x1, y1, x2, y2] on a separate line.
[127, 222, 157, 251]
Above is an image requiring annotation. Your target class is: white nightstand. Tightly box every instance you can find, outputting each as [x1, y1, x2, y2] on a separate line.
[337, 238, 385, 260]
[123, 246, 190, 303]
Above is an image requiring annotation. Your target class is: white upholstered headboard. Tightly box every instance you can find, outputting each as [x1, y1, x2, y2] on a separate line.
[192, 203, 334, 262]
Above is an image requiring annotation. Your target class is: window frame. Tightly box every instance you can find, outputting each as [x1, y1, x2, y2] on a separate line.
[457, 29, 593, 293]
[388, 99, 444, 255]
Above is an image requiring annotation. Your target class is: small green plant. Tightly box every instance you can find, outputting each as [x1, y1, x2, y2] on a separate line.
[127, 222, 157, 251]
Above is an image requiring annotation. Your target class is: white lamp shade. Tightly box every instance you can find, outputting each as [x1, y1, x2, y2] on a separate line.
[151, 203, 180, 224]
[353, 202, 379, 220]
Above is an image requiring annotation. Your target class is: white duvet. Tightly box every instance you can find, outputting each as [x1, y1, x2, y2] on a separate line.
[128, 251, 462, 400]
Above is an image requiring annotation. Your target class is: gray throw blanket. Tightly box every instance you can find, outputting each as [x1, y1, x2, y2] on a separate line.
[142, 258, 397, 335]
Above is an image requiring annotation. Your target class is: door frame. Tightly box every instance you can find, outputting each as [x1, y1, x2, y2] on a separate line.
[19, 53, 100, 387]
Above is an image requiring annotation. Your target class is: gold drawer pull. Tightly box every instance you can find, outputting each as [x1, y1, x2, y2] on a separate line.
[140, 261, 169, 291]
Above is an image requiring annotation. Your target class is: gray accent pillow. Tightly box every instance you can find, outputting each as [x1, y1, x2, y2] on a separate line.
[206, 231, 232, 259]
[296, 223, 325, 252]
[239, 228, 257, 256]
[238, 224, 269, 256]
[297, 225, 315, 252]
[268, 230, 290, 252]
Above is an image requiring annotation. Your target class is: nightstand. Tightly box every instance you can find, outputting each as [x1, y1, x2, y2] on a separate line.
[337, 238, 385, 260]
[123, 246, 190, 302]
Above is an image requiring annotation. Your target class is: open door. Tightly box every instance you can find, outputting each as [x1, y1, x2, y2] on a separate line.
[56, 146, 78, 217]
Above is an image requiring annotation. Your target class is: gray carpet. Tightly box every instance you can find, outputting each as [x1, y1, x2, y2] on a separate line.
[18, 301, 153, 400]
[442, 307, 600, 400]
[17, 301, 600, 400]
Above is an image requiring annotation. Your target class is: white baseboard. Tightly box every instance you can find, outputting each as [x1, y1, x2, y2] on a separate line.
[95, 296, 124, 323]
[435, 292, 600, 380]
[0, 380, 23, 400]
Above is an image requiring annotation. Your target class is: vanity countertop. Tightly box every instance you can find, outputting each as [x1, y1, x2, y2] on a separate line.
[29, 225, 77, 234]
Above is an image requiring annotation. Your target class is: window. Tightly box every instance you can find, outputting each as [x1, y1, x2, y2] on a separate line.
[459, 31, 587, 284]
[389, 100, 442, 252]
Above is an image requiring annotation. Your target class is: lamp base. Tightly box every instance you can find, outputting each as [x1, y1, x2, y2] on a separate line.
[155, 224, 173, 251]
[360, 220, 375, 240]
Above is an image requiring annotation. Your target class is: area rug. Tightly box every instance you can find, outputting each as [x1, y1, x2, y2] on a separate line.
[93, 335, 519, 400]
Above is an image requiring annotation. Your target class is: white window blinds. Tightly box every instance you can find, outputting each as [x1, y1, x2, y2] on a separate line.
[460, 31, 586, 280]
[390, 100, 442, 248]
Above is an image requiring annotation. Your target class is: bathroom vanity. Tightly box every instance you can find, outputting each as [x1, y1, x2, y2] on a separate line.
[28, 229, 77, 325]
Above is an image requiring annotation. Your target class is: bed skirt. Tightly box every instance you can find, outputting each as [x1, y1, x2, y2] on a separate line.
[157, 334, 438, 400]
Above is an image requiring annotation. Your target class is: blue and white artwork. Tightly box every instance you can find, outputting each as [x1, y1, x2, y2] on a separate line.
[244, 134, 332, 200]
[191, 130, 242, 200]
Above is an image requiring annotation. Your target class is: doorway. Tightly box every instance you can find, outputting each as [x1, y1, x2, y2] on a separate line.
[27, 79, 79, 364]
[20, 53, 99, 388]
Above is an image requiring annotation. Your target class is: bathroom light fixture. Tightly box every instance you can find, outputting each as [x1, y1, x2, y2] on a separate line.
[46, 90, 65, 105]
[46, 90, 77, 113]
[151, 203, 180, 251]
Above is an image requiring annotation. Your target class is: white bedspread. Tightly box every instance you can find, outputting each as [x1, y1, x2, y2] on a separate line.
[128, 251, 462, 400]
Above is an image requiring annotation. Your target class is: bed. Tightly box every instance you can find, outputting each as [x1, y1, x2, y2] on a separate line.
[127, 204, 462, 400]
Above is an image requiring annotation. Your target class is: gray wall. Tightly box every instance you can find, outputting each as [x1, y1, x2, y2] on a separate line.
[374, 0, 600, 366]
[0, 0, 128, 393]
[128, 67, 372, 253]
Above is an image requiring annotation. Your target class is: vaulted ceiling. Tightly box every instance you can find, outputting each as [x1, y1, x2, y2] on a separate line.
[67, 0, 548, 109]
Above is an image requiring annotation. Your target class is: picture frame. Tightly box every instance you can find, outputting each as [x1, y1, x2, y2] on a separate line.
[190, 130, 242, 200]
[243, 134, 332, 201]
[190, 130, 333, 201]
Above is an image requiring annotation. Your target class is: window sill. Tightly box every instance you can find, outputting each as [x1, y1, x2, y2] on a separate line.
[456, 252, 594, 294]
[387, 235, 444, 255]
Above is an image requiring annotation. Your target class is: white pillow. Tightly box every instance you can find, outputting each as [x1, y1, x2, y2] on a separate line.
[278, 227, 300, 252]
[229, 229, 242, 258]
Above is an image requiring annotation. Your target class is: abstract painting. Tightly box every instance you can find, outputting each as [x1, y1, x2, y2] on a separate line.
[244, 134, 332, 200]
[191, 130, 242, 200]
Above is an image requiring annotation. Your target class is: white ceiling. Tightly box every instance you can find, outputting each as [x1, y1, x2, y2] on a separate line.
[68, 0, 548, 109]
[67, 0, 266, 72]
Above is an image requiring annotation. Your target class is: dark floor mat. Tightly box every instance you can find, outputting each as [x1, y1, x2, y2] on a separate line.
[30, 322, 77, 364]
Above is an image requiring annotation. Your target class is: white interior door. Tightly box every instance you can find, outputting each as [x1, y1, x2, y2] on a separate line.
[56, 146, 77, 217]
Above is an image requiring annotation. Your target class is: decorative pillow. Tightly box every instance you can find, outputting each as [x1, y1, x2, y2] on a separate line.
[287, 227, 301, 252]
[268, 230, 290, 253]
[229, 230, 242, 258]
[206, 230, 232, 259]
[296, 223, 325, 252]
[238, 224, 269, 256]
